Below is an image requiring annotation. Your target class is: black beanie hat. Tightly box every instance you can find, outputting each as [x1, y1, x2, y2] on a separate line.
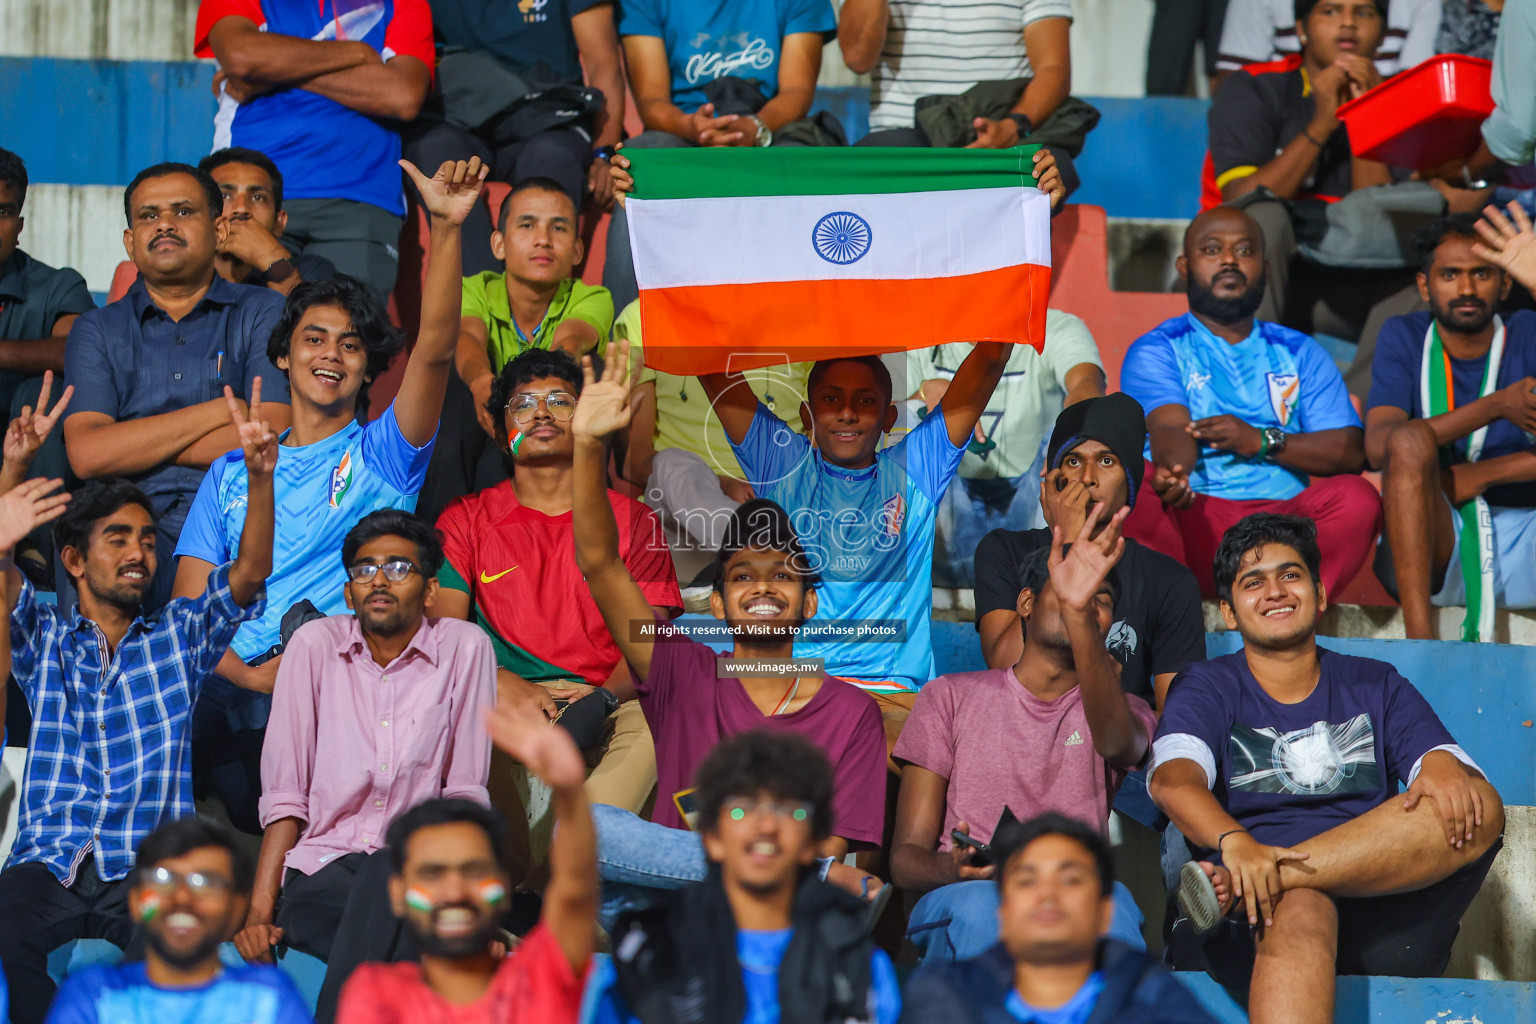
[1046, 393, 1148, 508]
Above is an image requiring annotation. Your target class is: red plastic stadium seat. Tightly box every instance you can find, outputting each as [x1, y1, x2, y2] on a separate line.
[107, 261, 139, 302]
[1046, 205, 1188, 393]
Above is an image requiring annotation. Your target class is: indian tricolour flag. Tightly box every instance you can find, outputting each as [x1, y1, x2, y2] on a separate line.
[624, 145, 1051, 375]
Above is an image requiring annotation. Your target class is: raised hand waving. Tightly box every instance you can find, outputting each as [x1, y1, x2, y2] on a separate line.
[573, 340, 637, 442]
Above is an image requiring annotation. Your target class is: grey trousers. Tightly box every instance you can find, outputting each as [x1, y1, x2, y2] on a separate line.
[282, 197, 404, 302]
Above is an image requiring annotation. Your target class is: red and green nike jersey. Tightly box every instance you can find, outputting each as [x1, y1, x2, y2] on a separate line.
[437, 481, 683, 685]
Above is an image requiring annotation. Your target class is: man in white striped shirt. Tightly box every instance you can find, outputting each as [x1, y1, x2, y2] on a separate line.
[838, 0, 1085, 192]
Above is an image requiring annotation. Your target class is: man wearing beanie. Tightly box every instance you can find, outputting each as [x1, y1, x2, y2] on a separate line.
[975, 393, 1204, 712]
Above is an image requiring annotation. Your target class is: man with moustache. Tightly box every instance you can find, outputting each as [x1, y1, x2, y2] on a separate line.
[200, 147, 337, 297]
[434, 347, 680, 822]
[0, 383, 275, 1024]
[1120, 206, 1381, 597]
[335, 707, 599, 1024]
[62, 161, 291, 609]
[1367, 213, 1536, 639]
[43, 818, 311, 1024]
[235, 509, 495, 1022]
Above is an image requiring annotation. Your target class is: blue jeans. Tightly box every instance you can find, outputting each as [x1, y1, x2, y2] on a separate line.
[906, 879, 1145, 961]
[933, 459, 1046, 590]
[593, 804, 708, 929]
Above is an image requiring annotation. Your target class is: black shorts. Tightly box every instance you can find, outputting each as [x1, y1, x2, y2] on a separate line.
[1186, 838, 1502, 996]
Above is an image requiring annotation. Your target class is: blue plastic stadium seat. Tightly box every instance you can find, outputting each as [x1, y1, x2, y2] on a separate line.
[1179, 972, 1536, 1022]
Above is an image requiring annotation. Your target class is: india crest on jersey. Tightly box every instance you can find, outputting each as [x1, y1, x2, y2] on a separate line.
[1266, 372, 1299, 427]
[329, 451, 354, 508]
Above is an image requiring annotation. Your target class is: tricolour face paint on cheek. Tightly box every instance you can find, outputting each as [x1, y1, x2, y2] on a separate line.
[405, 888, 435, 914]
[510, 431, 525, 457]
[139, 893, 164, 923]
[479, 880, 507, 906]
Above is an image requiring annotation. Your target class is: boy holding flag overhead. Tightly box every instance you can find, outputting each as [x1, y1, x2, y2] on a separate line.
[611, 147, 1065, 751]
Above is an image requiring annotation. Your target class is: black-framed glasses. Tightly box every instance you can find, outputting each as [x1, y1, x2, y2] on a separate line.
[346, 559, 422, 584]
[139, 866, 234, 896]
[506, 391, 577, 424]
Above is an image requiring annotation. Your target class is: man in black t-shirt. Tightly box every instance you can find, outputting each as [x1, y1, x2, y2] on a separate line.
[975, 393, 1205, 712]
[1205, 0, 1484, 344]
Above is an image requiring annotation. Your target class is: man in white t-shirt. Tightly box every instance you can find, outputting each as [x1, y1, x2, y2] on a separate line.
[1214, 0, 1439, 79]
[906, 309, 1104, 588]
[837, 0, 1088, 193]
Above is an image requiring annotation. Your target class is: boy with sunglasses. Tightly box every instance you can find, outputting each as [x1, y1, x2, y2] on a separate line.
[589, 730, 901, 1024]
[434, 347, 681, 828]
[234, 508, 495, 1022]
[48, 818, 311, 1024]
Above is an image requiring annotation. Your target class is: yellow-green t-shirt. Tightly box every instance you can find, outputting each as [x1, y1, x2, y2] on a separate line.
[613, 301, 811, 481]
[462, 271, 615, 371]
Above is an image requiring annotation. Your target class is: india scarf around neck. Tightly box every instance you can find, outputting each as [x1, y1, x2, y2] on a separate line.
[1420, 317, 1504, 642]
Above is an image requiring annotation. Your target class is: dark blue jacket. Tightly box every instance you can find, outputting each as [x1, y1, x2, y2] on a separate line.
[897, 940, 1223, 1024]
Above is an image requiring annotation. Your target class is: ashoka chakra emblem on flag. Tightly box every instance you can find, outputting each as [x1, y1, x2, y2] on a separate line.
[812, 212, 872, 265]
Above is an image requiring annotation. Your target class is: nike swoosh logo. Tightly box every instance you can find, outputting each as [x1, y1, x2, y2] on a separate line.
[480, 566, 518, 583]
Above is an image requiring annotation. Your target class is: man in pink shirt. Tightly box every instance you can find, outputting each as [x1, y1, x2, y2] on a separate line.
[891, 505, 1157, 961]
[233, 508, 496, 1021]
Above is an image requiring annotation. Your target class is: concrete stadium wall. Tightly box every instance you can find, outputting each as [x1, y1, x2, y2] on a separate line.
[2, 0, 1176, 295]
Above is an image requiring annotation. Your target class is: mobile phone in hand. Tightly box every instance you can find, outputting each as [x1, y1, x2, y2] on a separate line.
[950, 829, 993, 868]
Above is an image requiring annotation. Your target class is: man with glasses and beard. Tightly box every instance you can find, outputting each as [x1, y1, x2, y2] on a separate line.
[1366, 212, 1536, 639]
[1119, 206, 1381, 597]
[234, 509, 495, 1022]
[45, 818, 311, 1024]
[336, 705, 598, 1024]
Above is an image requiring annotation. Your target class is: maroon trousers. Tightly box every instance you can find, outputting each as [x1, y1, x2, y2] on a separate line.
[1124, 464, 1383, 599]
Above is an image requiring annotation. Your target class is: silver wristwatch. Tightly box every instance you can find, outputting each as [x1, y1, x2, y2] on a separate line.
[751, 115, 772, 147]
[1261, 427, 1287, 460]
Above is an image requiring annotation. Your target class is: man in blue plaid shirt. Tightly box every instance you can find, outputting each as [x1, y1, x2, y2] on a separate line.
[0, 373, 277, 1024]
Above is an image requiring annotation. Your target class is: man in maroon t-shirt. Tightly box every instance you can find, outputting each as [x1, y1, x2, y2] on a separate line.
[891, 504, 1157, 961]
[569, 344, 888, 918]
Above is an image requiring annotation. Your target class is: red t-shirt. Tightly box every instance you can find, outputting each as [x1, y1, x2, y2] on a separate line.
[437, 481, 682, 685]
[335, 926, 587, 1024]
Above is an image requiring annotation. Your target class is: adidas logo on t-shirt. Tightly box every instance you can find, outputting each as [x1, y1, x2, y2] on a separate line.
[1064, 731, 1084, 747]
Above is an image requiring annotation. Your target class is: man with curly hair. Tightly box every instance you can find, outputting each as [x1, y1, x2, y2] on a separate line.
[434, 346, 681, 840]
[589, 730, 901, 1024]
[171, 157, 488, 833]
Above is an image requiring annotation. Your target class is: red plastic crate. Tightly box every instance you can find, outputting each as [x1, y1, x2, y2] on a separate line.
[1338, 54, 1493, 170]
